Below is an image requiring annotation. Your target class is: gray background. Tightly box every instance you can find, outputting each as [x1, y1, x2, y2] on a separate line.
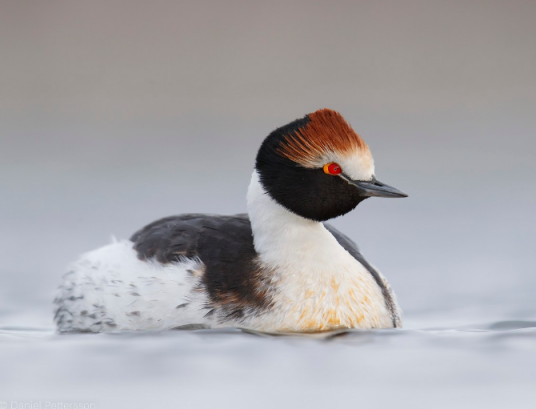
[1, 1, 535, 408]
[2, 0, 535, 319]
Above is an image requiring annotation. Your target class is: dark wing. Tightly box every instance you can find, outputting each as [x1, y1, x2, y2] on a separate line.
[131, 214, 269, 320]
[131, 213, 254, 264]
[324, 223, 400, 328]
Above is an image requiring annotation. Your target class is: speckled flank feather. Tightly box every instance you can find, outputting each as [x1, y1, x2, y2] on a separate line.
[277, 109, 371, 168]
[54, 241, 212, 332]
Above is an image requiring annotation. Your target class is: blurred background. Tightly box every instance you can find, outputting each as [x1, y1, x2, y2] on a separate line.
[2, 0, 535, 322]
[1, 1, 535, 407]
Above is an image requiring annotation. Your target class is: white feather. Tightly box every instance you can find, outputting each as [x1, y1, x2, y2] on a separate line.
[54, 241, 211, 332]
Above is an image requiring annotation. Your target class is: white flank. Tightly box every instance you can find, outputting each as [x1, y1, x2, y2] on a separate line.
[54, 241, 211, 332]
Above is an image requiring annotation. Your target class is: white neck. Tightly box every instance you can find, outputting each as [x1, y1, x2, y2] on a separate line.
[245, 171, 394, 331]
[246, 171, 345, 270]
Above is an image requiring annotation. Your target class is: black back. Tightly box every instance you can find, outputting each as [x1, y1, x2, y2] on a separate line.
[131, 214, 398, 327]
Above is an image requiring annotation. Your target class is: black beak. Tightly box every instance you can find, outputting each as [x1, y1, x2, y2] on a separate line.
[340, 173, 408, 198]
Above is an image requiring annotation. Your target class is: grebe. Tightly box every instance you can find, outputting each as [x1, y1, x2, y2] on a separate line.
[54, 109, 407, 333]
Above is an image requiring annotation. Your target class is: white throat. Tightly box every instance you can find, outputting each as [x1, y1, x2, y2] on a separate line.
[246, 170, 346, 269]
[245, 170, 394, 331]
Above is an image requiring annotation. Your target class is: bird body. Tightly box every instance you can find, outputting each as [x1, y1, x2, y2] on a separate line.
[55, 109, 406, 333]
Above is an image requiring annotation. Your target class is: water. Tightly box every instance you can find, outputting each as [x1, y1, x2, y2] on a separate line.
[1, 306, 535, 409]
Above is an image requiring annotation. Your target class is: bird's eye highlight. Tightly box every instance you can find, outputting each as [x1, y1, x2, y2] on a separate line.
[323, 162, 342, 175]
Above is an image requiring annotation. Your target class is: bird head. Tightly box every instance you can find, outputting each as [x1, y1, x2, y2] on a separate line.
[255, 109, 407, 222]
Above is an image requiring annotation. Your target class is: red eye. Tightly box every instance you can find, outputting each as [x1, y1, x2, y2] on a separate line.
[323, 162, 342, 175]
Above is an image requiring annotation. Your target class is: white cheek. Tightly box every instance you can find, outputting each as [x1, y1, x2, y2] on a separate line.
[317, 151, 374, 181]
[338, 154, 375, 181]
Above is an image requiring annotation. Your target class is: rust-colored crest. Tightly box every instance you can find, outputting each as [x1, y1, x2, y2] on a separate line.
[277, 109, 369, 167]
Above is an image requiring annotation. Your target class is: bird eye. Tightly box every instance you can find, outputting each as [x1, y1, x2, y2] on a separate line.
[323, 162, 342, 175]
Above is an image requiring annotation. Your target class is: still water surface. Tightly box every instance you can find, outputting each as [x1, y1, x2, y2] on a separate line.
[1, 306, 535, 409]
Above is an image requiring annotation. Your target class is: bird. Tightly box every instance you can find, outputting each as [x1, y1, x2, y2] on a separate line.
[54, 108, 407, 333]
